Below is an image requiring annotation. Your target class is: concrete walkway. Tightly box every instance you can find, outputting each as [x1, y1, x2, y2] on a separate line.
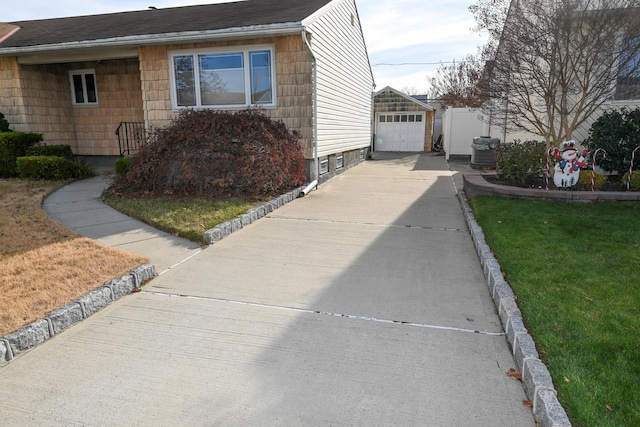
[42, 175, 202, 274]
[0, 153, 535, 426]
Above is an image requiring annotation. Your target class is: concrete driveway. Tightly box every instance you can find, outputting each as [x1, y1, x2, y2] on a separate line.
[0, 153, 534, 426]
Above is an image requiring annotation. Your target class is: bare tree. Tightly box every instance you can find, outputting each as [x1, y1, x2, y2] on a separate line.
[477, 0, 640, 145]
[428, 0, 510, 108]
[401, 86, 422, 96]
[469, 0, 511, 61]
[428, 56, 489, 107]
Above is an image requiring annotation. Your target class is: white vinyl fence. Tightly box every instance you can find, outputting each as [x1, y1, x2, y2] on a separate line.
[442, 108, 490, 160]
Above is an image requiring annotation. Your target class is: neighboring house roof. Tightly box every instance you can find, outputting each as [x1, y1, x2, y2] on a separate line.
[411, 94, 429, 104]
[0, 0, 333, 53]
[374, 86, 434, 110]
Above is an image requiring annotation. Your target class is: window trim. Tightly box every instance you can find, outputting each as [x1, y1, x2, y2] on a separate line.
[69, 69, 98, 106]
[168, 45, 277, 110]
[319, 158, 329, 175]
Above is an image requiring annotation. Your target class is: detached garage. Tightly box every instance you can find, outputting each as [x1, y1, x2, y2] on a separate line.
[373, 86, 435, 152]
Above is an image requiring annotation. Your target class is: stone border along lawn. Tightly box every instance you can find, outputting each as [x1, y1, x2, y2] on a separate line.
[456, 189, 572, 427]
[0, 186, 304, 366]
[0, 264, 156, 365]
[464, 173, 640, 202]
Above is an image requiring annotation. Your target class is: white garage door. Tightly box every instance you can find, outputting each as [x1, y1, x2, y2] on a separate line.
[375, 112, 425, 152]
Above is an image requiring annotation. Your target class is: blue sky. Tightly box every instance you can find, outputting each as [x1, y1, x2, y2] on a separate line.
[2, 0, 487, 95]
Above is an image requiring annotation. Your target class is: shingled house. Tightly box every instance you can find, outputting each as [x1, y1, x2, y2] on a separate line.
[0, 0, 374, 182]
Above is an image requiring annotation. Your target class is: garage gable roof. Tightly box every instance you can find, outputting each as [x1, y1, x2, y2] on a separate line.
[374, 86, 433, 110]
[0, 0, 334, 50]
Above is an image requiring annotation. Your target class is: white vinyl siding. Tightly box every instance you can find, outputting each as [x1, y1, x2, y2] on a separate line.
[304, 0, 374, 157]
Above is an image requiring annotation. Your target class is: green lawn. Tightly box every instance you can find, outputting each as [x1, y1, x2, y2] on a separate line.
[103, 195, 258, 244]
[470, 198, 640, 427]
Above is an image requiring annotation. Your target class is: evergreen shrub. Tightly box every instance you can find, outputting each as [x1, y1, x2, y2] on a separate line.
[16, 156, 94, 180]
[0, 132, 43, 177]
[115, 157, 133, 176]
[26, 144, 74, 160]
[583, 108, 640, 174]
[495, 140, 546, 186]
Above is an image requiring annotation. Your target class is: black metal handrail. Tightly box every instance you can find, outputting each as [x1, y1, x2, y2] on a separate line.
[116, 122, 146, 156]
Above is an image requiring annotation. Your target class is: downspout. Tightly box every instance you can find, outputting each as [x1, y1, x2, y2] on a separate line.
[299, 29, 318, 197]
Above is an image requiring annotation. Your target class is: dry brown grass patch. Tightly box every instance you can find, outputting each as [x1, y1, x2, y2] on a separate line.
[0, 179, 149, 336]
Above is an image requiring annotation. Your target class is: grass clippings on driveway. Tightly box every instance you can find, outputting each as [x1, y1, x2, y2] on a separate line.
[0, 179, 149, 337]
[471, 197, 640, 427]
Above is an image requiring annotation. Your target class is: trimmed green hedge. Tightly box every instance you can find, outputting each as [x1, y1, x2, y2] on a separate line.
[0, 132, 43, 177]
[115, 156, 133, 176]
[0, 112, 10, 132]
[26, 144, 74, 160]
[16, 155, 94, 180]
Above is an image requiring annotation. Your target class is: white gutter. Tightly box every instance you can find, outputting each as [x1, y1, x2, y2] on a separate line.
[0, 22, 305, 56]
[299, 29, 318, 197]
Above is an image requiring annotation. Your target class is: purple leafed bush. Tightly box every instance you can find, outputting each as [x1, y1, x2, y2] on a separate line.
[111, 109, 306, 199]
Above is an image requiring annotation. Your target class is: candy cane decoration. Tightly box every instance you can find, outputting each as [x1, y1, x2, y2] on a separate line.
[546, 146, 560, 190]
[591, 148, 606, 191]
[628, 146, 640, 191]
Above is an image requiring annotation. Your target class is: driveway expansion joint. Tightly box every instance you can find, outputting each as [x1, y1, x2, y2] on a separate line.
[268, 215, 466, 233]
[141, 290, 506, 337]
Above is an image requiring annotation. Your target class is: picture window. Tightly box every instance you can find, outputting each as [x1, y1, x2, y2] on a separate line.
[170, 45, 275, 109]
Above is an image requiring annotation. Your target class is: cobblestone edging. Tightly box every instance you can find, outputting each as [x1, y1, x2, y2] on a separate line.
[0, 264, 155, 367]
[464, 173, 640, 202]
[204, 186, 304, 244]
[457, 191, 572, 427]
[1, 186, 305, 366]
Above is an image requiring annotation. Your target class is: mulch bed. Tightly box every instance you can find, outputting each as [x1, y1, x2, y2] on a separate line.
[483, 173, 628, 192]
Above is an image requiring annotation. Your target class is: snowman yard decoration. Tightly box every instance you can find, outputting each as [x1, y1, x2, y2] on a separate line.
[553, 140, 588, 188]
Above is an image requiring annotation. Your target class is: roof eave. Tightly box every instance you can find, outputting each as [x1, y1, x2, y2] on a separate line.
[0, 22, 306, 57]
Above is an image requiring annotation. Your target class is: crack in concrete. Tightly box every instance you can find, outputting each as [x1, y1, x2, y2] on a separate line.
[141, 290, 505, 337]
[267, 215, 465, 233]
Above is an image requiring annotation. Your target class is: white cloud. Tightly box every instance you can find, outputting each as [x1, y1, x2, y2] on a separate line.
[358, 0, 487, 94]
